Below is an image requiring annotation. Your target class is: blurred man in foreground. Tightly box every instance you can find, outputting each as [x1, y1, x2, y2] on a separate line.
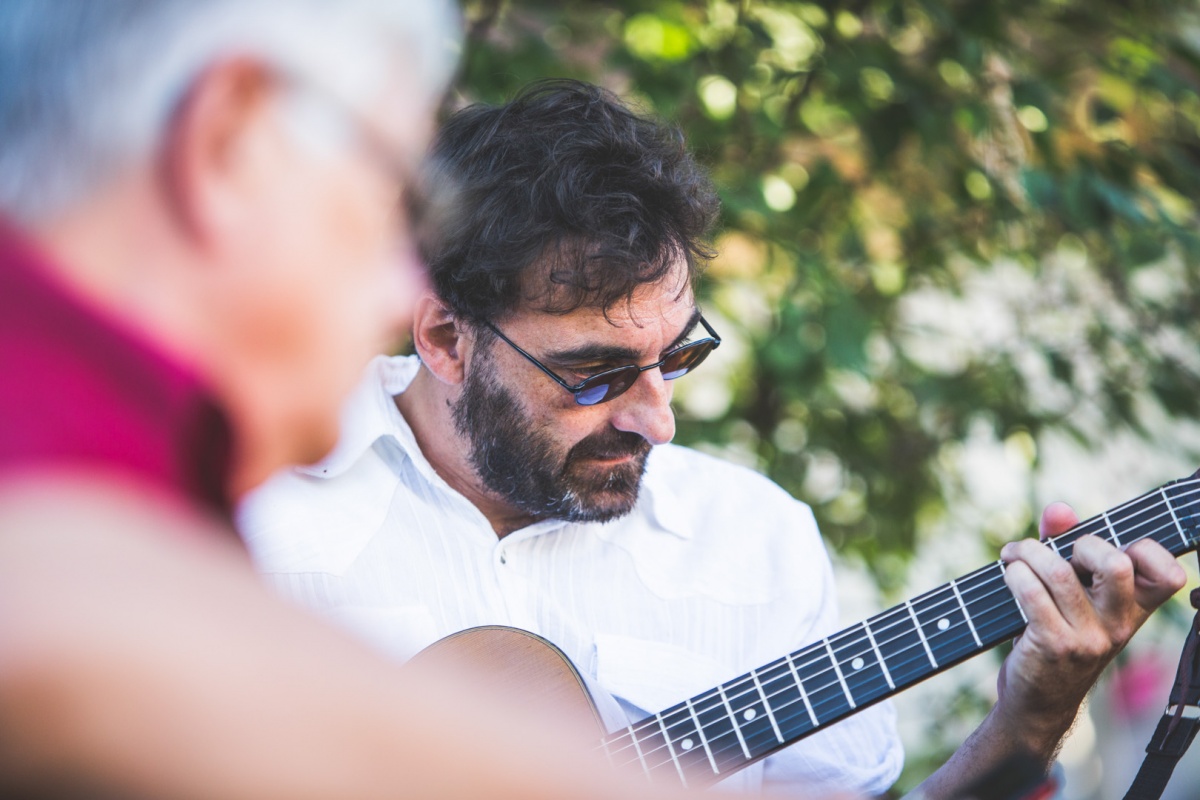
[241, 80, 1189, 798]
[0, 4, 711, 798]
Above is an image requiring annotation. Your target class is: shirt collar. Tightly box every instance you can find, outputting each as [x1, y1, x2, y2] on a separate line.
[298, 353, 692, 540]
[296, 354, 420, 479]
[640, 448, 693, 540]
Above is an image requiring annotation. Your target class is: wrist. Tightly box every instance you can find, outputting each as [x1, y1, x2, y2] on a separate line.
[988, 696, 1079, 765]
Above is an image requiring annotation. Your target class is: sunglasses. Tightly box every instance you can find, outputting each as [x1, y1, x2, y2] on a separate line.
[484, 315, 722, 406]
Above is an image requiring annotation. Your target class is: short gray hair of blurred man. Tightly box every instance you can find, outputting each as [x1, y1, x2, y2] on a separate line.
[0, 3, 718, 799]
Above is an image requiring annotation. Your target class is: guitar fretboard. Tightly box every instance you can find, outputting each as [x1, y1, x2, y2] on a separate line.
[599, 474, 1200, 787]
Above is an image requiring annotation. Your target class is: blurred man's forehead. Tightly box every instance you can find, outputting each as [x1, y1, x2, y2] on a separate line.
[366, 74, 438, 162]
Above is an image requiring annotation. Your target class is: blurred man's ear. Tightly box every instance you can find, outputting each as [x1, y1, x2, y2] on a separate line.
[409, 293, 470, 386]
[159, 58, 278, 250]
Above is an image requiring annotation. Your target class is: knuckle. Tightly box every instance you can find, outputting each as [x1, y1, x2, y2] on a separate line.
[1067, 631, 1113, 664]
[1047, 560, 1076, 586]
[1112, 623, 1136, 647]
[1107, 551, 1134, 581]
[1088, 631, 1115, 659]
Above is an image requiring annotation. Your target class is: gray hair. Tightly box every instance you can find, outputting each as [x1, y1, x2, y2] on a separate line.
[0, 0, 459, 223]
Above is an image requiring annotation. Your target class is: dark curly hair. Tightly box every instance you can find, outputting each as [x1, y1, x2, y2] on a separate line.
[422, 79, 720, 325]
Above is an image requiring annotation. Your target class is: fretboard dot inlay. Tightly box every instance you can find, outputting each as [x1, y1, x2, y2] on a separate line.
[851, 657, 865, 670]
[681, 738, 694, 751]
[743, 708, 757, 721]
[937, 618, 950, 631]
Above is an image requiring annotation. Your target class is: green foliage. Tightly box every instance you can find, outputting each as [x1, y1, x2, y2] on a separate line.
[452, 1, 1200, 788]
[452, 1, 1200, 582]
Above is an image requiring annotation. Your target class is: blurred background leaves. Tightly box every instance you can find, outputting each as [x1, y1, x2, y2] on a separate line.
[449, 2, 1200, 793]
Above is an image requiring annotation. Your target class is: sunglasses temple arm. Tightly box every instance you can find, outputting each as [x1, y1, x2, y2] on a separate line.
[484, 323, 579, 393]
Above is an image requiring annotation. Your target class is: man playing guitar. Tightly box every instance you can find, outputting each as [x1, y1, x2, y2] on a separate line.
[241, 79, 1187, 798]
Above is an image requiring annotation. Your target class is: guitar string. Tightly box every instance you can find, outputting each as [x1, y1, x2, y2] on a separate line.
[601, 479, 1200, 775]
[609, 499, 1192, 775]
[607, 485, 1200, 773]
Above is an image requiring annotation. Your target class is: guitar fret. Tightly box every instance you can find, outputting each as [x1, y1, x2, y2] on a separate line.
[598, 733, 615, 767]
[1162, 486, 1190, 551]
[1095, 490, 1177, 557]
[661, 703, 715, 779]
[1046, 536, 1062, 556]
[912, 587, 978, 668]
[683, 698, 719, 775]
[1102, 510, 1121, 547]
[692, 692, 740, 774]
[757, 659, 812, 744]
[626, 727, 652, 780]
[872, 607, 926, 688]
[949, 578, 982, 648]
[830, 624, 891, 715]
[750, 670, 785, 744]
[862, 619, 895, 690]
[655, 713, 688, 787]
[716, 683, 752, 760]
[959, 563, 1025, 649]
[597, 729, 614, 762]
[824, 638, 855, 709]
[785, 651, 818, 727]
[905, 599, 938, 668]
[998, 560, 1029, 622]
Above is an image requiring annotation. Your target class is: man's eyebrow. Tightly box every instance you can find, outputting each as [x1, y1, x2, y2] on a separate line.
[543, 342, 641, 364]
[543, 308, 703, 365]
[666, 308, 703, 351]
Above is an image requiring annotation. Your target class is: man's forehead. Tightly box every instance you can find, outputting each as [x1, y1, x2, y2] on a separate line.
[505, 288, 699, 347]
[514, 252, 694, 323]
[513, 239, 694, 310]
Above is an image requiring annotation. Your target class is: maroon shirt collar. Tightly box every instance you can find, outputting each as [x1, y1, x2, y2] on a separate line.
[0, 217, 235, 521]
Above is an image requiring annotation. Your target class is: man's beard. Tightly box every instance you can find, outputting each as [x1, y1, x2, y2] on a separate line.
[450, 351, 652, 524]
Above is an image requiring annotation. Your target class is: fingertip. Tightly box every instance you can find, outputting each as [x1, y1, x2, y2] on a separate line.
[1039, 501, 1078, 539]
[1170, 562, 1188, 593]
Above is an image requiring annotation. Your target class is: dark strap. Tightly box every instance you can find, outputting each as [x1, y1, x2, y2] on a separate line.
[1122, 584, 1200, 800]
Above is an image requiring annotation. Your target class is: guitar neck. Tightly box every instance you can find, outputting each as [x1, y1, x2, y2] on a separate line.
[600, 474, 1200, 788]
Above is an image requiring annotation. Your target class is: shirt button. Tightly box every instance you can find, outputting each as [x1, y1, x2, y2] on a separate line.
[499, 550, 507, 565]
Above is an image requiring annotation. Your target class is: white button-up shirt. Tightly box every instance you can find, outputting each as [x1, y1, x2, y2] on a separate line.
[239, 355, 903, 795]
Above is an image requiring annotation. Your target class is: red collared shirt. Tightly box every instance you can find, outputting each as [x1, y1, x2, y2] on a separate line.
[0, 217, 233, 522]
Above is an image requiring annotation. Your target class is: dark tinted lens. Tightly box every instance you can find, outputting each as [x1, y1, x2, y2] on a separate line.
[574, 367, 640, 406]
[660, 340, 715, 381]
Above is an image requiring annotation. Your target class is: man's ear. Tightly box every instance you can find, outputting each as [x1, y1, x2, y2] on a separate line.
[158, 58, 277, 249]
[410, 293, 472, 385]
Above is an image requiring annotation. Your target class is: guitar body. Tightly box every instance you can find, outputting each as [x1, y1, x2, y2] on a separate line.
[412, 625, 606, 735]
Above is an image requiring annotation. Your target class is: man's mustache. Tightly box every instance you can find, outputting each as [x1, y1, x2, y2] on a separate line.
[566, 429, 652, 464]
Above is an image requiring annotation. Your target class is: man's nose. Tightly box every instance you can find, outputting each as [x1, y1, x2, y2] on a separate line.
[608, 368, 676, 446]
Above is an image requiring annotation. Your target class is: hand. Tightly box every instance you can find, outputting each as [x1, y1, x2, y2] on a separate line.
[994, 501, 1187, 756]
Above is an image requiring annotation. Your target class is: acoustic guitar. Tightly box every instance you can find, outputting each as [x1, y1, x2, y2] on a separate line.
[416, 474, 1200, 789]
